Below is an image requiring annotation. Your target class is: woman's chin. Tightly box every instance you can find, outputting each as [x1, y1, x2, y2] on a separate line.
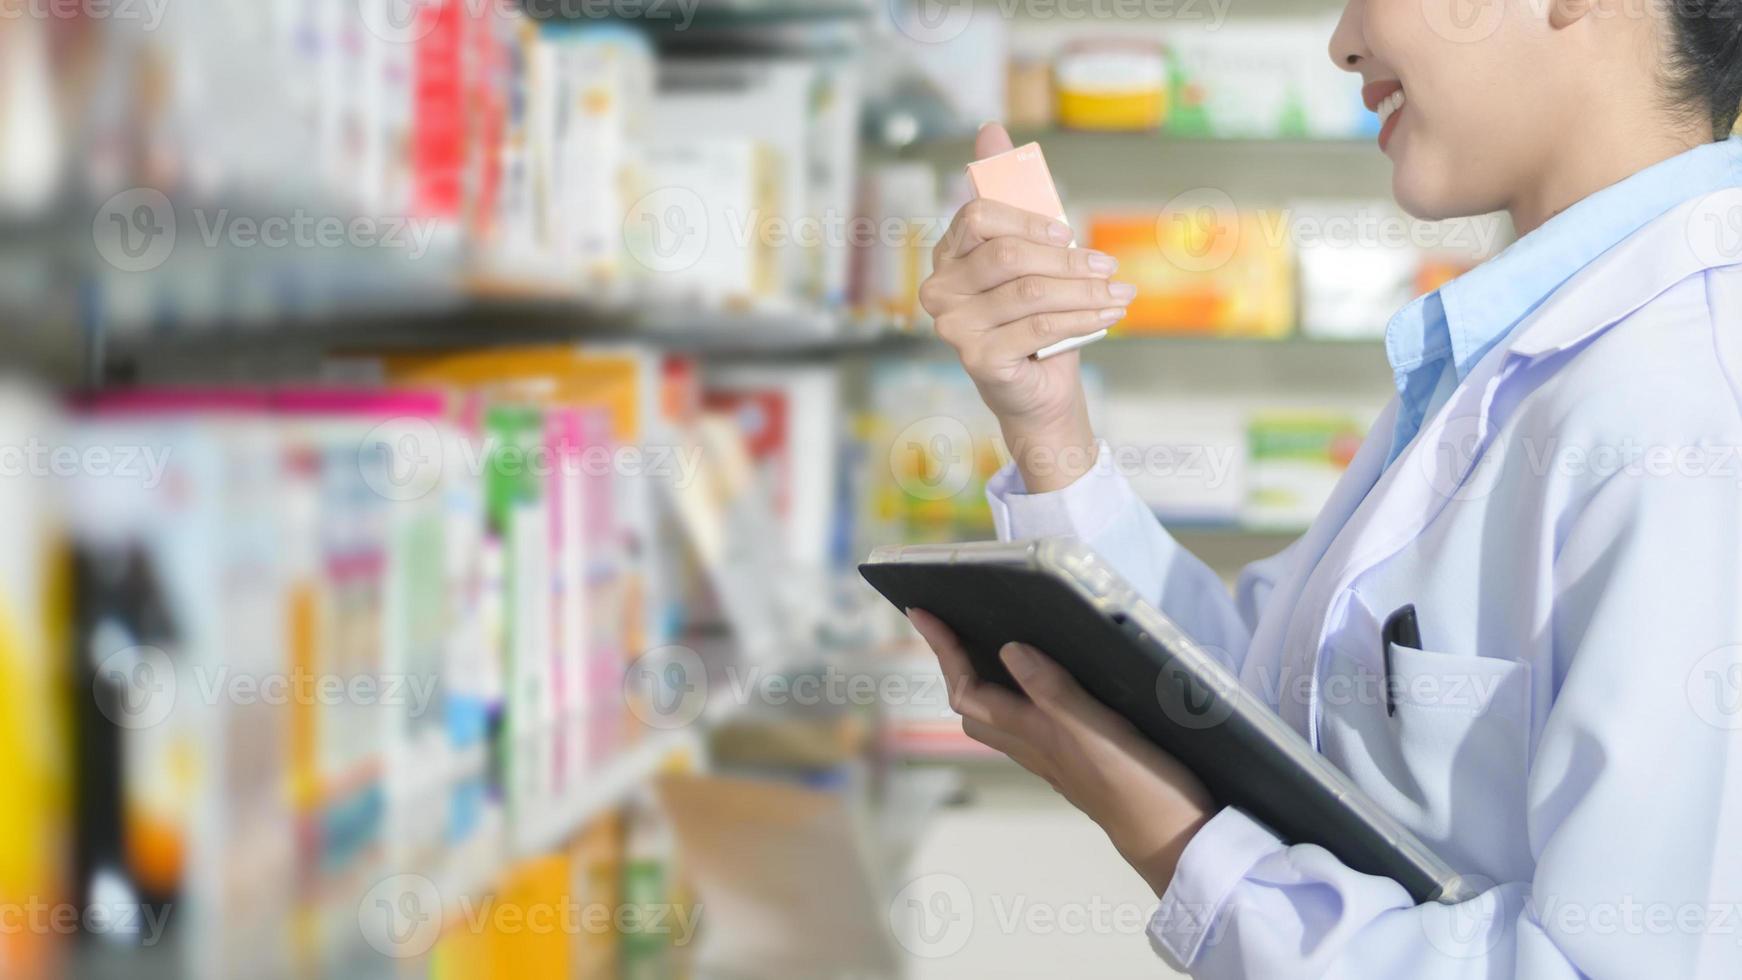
[1379, 140, 1505, 222]
[1389, 153, 1486, 223]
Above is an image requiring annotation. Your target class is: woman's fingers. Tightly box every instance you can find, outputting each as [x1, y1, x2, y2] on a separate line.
[998, 642, 1124, 737]
[951, 237, 1116, 294]
[961, 717, 1042, 771]
[934, 197, 1074, 265]
[906, 607, 980, 709]
[962, 718, 1059, 788]
[981, 308, 1128, 363]
[908, 609, 1046, 737]
[982, 275, 1134, 329]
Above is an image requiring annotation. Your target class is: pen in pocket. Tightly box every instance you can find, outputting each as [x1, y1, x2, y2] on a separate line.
[1380, 604, 1421, 717]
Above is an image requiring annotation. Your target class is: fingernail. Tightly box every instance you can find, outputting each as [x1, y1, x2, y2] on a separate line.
[1098, 307, 1126, 325]
[1047, 222, 1073, 245]
[1001, 642, 1041, 680]
[1086, 251, 1118, 275]
[979, 120, 999, 132]
[1109, 282, 1137, 303]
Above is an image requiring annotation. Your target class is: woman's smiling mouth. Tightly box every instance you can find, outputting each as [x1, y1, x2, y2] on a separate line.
[1362, 80, 1407, 153]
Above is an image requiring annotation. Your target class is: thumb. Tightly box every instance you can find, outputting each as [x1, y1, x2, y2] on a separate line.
[974, 121, 1016, 161]
[1001, 642, 1090, 719]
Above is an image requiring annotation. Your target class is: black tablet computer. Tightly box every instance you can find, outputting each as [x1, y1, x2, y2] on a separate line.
[859, 537, 1473, 906]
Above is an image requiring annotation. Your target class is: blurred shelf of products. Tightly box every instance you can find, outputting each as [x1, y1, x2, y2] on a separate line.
[0, 1, 1511, 978]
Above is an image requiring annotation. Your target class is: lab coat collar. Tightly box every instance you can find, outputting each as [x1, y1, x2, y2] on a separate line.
[1505, 185, 1742, 362]
[1437, 136, 1742, 379]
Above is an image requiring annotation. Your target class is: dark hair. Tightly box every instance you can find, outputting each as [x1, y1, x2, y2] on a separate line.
[1667, 0, 1742, 137]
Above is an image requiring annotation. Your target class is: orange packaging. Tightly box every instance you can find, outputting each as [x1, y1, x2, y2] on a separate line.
[965, 142, 1071, 235]
[1088, 210, 1295, 337]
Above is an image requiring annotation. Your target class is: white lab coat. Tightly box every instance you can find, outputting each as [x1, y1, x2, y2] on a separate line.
[986, 188, 1742, 978]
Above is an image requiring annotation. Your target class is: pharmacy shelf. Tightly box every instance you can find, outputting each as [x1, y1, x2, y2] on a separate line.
[521, 0, 875, 52]
[102, 316, 1384, 362]
[510, 726, 705, 860]
[523, 0, 872, 27]
[874, 126, 1396, 202]
[97, 303, 933, 376]
[893, 128, 1375, 154]
[509, 639, 817, 860]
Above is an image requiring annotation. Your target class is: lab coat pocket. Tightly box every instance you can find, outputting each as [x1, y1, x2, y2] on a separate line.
[1319, 644, 1534, 882]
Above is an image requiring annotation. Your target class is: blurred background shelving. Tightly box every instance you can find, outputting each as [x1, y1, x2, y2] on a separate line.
[0, 1, 1513, 978]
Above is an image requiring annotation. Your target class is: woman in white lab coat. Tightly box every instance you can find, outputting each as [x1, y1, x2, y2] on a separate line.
[909, 0, 1742, 976]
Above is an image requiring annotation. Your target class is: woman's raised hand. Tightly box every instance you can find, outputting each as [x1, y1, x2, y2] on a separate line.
[918, 123, 1131, 492]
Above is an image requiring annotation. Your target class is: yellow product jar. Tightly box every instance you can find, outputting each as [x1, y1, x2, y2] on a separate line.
[1055, 39, 1169, 132]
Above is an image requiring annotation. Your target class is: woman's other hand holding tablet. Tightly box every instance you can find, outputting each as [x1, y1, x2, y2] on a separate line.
[908, 608, 1213, 897]
[918, 122, 1131, 493]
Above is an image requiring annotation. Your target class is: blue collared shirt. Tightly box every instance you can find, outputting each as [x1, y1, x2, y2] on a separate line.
[1382, 135, 1742, 467]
